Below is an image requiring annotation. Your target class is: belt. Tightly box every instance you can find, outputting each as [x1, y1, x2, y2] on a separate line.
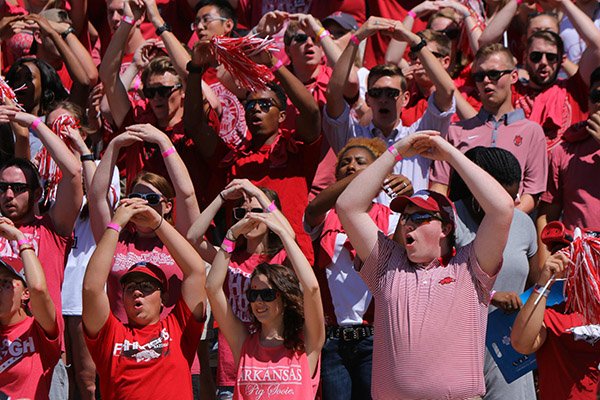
[326, 325, 374, 342]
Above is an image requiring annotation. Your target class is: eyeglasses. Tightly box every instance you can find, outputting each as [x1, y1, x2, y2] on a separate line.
[244, 98, 279, 113]
[128, 192, 164, 206]
[292, 33, 309, 44]
[142, 83, 182, 99]
[0, 182, 30, 194]
[246, 288, 278, 302]
[123, 281, 161, 295]
[528, 51, 559, 64]
[436, 27, 460, 40]
[233, 207, 264, 220]
[190, 15, 228, 30]
[472, 69, 513, 82]
[408, 50, 445, 61]
[367, 87, 401, 99]
[400, 212, 442, 226]
[590, 89, 600, 104]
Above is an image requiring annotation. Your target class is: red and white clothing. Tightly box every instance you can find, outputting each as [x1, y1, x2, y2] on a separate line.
[85, 298, 204, 400]
[0, 317, 61, 400]
[360, 232, 497, 399]
[234, 333, 320, 400]
[537, 305, 600, 400]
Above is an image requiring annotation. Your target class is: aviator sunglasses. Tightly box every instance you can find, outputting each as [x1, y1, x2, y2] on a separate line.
[246, 288, 278, 303]
[128, 192, 164, 206]
[400, 212, 442, 226]
[123, 281, 161, 295]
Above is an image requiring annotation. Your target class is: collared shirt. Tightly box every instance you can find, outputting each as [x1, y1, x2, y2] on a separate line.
[430, 108, 548, 197]
[323, 93, 456, 204]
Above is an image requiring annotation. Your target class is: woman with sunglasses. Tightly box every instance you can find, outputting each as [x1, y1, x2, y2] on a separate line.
[303, 138, 405, 399]
[187, 179, 294, 397]
[205, 201, 325, 399]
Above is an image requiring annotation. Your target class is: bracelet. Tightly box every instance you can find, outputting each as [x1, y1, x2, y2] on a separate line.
[318, 28, 331, 42]
[410, 38, 427, 53]
[152, 216, 163, 232]
[221, 237, 236, 253]
[315, 27, 326, 38]
[407, 10, 417, 18]
[387, 146, 403, 162]
[17, 238, 30, 247]
[533, 283, 550, 298]
[106, 222, 122, 233]
[161, 147, 176, 158]
[80, 153, 95, 162]
[61, 26, 75, 40]
[489, 290, 497, 305]
[349, 34, 360, 46]
[121, 15, 135, 25]
[30, 117, 43, 130]
[270, 59, 284, 72]
[19, 245, 34, 256]
[266, 201, 277, 213]
[219, 191, 226, 201]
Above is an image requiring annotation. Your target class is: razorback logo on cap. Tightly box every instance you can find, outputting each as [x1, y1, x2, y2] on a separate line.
[332, 11, 342, 16]
[439, 277, 456, 285]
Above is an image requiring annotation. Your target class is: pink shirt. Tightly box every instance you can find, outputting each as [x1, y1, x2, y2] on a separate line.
[430, 109, 548, 197]
[540, 126, 600, 231]
[234, 333, 320, 400]
[360, 232, 497, 400]
[0, 317, 61, 400]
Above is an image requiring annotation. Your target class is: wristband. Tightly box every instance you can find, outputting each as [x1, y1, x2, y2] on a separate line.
[270, 59, 284, 72]
[30, 117, 43, 130]
[17, 238, 30, 247]
[349, 34, 360, 46]
[19, 245, 34, 256]
[516, 0, 523, 5]
[221, 237, 235, 253]
[186, 61, 205, 74]
[152, 216, 163, 232]
[407, 10, 417, 18]
[219, 191, 226, 201]
[266, 201, 277, 213]
[410, 37, 427, 53]
[489, 290, 497, 305]
[121, 15, 135, 25]
[107, 222, 122, 233]
[315, 27, 326, 38]
[161, 147, 176, 158]
[533, 283, 550, 297]
[80, 153, 95, 162]
[387, 146, 403, 162]
[318, 28, 331, 42]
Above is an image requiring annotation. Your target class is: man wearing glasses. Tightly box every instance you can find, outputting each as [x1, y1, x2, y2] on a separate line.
[430, 44, 547, 215]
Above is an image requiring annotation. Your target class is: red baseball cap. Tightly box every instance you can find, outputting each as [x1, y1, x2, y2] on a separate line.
[120, 262, 168, 291]
[390, 189, 456, 228]
[0, 257, 26, 285]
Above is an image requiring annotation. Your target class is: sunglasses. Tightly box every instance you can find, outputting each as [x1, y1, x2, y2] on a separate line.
[400, 212, 442, 226]
[367, 87, 401, 99]
[233, 207, 264, 220]
[528, 51, 559, 64]
[436, 27, 460, 40]
[408, 50, 445, 61]
[246, 288, 278, 303]
[292, 33, 309, 44]
[244, 98, 279, 113]
[128, 192, 164, 206]
[0, 182, 30, 194]
[472, 69, 513, 82]
[123, 281, 161, 295]
[190, 15, 228, 30]
[142, 83, 182, 99]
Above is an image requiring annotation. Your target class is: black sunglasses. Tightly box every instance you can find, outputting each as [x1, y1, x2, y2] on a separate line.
[408, 50, 445, 61]
[123, 281, 161, 295]
[142, 83, 182, 99]
[528, 51, 559, 64]
[400, 212, 442, 226]
[244, 98, 278, 113]
[233, 207, 264, 220]
[367, 87, 401, 99]
[246, 288, 278, 302]
[292, 33, 309, 44]
[472, 69, 513, 82]
[128, 192, 164, 206]
[590, 89, 600, 104]
[437, 27, 460, 40]
[0, 182, 30, 194]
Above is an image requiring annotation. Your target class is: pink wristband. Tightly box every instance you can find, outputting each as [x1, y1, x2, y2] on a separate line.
[106, 222, 122, 233]
[407, 10, 417, 18]
[17, 238, 30, 247]
[387, 146, 403, 162]
[270, 59, 284, 72]
[319, 29, 331, 41]
[266, 201, 277, 213]
[121, 15, 135, 25]
[221, 237, 235, 253]
[30, 117, 43, 130]
[161, 146, 176, 158]
[515, 0, 523, 4]
[349, 34, 360, 46]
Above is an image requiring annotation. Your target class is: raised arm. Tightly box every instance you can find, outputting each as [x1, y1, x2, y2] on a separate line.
[0, 218, 57, 337]
[438, 1, 483, 54]
[478, 0, 518, 47]
[305, 173, 358, 228]
[10, 112, 83, 236]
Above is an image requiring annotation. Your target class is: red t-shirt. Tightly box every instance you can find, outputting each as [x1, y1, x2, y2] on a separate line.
[537, 305, 600, 400]
[0, 317, 61, 400]
[85, 298, 204, 400]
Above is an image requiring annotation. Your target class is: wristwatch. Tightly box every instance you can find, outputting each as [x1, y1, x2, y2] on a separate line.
[80, 154, 95, 162]
[155, 23, 172, 36]
[61, 26, 75, 40]
[410, 37, 427, 53]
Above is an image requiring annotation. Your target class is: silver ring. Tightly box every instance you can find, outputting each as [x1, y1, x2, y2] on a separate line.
[374, 20, 379, 25]
[402, 182, 408, 188]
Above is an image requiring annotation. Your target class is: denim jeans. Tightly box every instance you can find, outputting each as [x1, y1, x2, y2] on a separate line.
[320, 335, 373, 400]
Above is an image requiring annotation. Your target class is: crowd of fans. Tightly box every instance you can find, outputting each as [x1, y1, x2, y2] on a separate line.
[1, 0, 599, 399]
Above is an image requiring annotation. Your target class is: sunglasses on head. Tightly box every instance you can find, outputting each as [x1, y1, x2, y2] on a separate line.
[244, 98, 278, 113]
[142, 83, 182, 99]
[292, 33, 309, 44]
[0, 182, 30, 194]
[123, 280, 161, 295]
[437, 27, 460, 40]
[128, 192, 164, 206]
[367, 87, 401, 99]
[472, 69, 513, 82]
[528, 51, 559, 64]
[233, 207, 264, 220]
[590, 89, 600, 104]
[246, 288, 278, 302]
[400, 211, 442, 226]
